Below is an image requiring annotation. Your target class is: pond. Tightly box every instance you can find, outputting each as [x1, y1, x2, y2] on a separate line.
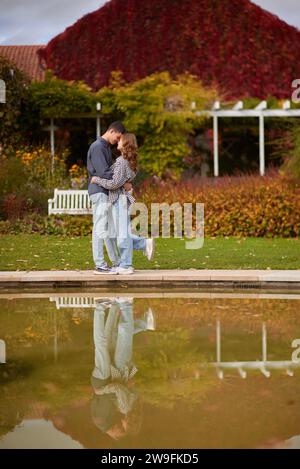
[0, 289, 300, 449]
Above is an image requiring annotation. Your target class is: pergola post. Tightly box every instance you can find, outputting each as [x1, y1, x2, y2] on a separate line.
[212, 101, 220, 177]
[216, 320, 224, 379]
[255, 101, 267, 176]
[262, 322, 267, 363]
[96, 102, 101, 139]
[216, 320, 221, 363]
[96, 116, 101, 138]
[261, 322, 270, 377]
[0, 339, 6, 363]
[43, 119, 58, 173]
[259, 114, 265, 176]
[213, 115, 219, 177]
[53, 309, 58, 362]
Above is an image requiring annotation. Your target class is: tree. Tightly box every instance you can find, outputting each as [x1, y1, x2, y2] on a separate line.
[0, 57, 30, 148]
[97, 72, 218, 178]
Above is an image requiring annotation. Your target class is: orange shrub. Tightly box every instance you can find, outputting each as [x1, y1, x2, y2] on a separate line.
[137, 172, 300, 238]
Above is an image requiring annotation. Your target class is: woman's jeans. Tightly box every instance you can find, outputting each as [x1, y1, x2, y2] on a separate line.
[112, 195, 146, 269]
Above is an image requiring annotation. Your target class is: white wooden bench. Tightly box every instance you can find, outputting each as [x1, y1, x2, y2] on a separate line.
[48, 189, 92, 215]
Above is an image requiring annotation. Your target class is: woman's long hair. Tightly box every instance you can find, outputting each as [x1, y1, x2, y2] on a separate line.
[121, 133, 138, 172]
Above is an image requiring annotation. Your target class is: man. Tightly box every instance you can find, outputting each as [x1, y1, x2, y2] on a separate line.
[87, 121, 130, 274]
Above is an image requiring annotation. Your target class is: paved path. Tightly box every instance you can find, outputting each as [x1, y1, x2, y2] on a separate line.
[1, 269, 300, 288]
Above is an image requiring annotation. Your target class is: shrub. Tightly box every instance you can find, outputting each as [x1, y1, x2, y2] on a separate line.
[138, 170, 300, 238]
[1, 194, 28, 221]
[0, 57, 30, 147]
[0, 213, 92, 236]
[28, 71, 97, 118]
[15, 146, 68, 189]
[274, 120, 300, 181]
[0, 157, 27, 197]
[0, 146, 69, 219]
[0, 172, 299, 238]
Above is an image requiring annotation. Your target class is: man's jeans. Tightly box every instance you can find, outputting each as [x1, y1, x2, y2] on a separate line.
[90, 192, 119, 268]
[112, 195, 146, 269]
[92, 300, 149, 381]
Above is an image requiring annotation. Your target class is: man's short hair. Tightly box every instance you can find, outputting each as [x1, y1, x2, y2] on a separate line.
[108, 121, 126, 134]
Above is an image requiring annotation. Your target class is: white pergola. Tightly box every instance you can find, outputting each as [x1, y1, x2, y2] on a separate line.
[196, 100, 300, 177]
[204, 320, 300, 379]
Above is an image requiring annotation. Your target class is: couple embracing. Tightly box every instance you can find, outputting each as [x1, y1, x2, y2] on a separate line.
[87, 121, 154, 275]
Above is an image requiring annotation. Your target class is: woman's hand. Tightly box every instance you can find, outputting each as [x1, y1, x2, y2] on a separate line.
[91, 176, 97, 184]
[124, 181, 133, 192]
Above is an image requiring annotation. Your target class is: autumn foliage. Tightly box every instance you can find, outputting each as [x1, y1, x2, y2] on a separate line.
[139, 172, 300, 237]
[39, 0, 300, 99]
[1, 172, 299, 237]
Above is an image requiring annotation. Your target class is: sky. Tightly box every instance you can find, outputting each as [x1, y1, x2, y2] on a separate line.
[1, 0, 300, 45]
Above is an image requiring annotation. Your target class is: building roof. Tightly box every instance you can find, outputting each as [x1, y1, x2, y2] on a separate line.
[0, 45, 45, 81]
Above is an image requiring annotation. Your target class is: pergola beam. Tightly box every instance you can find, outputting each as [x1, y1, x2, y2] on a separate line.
[196, 109, 300, 117]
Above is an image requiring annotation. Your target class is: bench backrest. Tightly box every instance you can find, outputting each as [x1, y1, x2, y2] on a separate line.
[48, 189, 92, 215]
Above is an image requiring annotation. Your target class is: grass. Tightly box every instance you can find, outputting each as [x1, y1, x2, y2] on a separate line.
[0, 234, 299, 271]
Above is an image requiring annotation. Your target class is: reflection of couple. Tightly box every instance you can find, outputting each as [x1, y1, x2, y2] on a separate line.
[90, 297, 155, 440]
[87, 121, 155, 275]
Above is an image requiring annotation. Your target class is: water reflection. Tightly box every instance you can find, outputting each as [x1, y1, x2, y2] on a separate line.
[1, 292, 300, 448]
[0, 339, 5, 363]
[208, 321, 300, 380]
[91, 298, 154, 441]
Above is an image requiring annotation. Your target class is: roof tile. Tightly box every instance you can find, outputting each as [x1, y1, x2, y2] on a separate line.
[0, 45, 45, 81]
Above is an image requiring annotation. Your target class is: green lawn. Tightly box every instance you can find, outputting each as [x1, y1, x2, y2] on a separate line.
[0, 234, 299, 270]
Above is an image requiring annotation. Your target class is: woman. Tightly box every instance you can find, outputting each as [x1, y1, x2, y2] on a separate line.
[91, 133, 154, 275]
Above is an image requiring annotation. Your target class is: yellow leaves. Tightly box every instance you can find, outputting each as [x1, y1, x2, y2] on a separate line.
[69, 164, 88, 188]
[23, 325, 47, 343]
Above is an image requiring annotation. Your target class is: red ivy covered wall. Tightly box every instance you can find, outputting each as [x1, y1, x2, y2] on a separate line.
[39, 0, 300, 99]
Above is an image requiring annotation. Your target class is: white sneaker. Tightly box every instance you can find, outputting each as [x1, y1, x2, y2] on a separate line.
[115, 266, 135, 275]
[145, 238, 155, 261]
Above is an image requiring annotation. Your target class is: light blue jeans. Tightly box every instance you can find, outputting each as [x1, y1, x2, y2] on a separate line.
[112, 195, 146, 269]
[90, 192, 120, 268]
[92, 299, 149, 380]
